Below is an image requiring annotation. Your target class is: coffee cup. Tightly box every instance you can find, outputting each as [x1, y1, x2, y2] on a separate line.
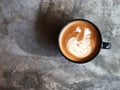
[58, 19, 111, 63]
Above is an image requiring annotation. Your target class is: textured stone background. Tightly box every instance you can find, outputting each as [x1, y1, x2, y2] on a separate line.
[0, 0, 120, 90]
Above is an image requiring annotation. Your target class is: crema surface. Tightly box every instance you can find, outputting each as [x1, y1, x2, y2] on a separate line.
[59, 20, 101, 62]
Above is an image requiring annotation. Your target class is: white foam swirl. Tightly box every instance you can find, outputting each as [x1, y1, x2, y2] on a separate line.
[67, 27, 92, 58]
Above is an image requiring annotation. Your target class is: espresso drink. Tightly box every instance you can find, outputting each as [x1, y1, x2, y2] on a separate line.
[59, 20, 101, 63]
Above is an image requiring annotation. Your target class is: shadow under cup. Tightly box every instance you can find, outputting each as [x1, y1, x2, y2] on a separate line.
[58, 19, 111, 63]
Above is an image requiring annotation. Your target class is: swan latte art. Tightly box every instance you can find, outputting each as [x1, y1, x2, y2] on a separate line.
[59, 20, 101, 62]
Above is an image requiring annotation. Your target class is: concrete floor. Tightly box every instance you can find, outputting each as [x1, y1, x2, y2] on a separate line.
[0, 0, 120, 90]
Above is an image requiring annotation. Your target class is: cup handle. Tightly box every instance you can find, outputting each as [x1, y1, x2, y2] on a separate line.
[101, 42, 111, 49]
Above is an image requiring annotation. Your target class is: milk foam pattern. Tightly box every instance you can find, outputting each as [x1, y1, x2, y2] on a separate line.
[67, 27, 92, 58]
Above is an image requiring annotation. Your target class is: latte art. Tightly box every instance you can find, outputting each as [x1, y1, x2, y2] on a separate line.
[67, 27, 92, 58]
[59, 20, 101, 62]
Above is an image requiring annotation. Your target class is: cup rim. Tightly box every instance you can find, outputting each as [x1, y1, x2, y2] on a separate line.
[58, 19, 102, 64]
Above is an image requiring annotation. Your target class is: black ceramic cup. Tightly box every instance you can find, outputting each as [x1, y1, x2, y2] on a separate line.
[58, 19, 111, 63]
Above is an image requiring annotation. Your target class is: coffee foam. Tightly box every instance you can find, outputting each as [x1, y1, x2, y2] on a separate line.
[59, 21, 101, 62]
[67, 27, 92, 58]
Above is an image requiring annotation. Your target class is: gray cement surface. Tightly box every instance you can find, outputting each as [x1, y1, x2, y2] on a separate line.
[0, 0, 120, 90]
